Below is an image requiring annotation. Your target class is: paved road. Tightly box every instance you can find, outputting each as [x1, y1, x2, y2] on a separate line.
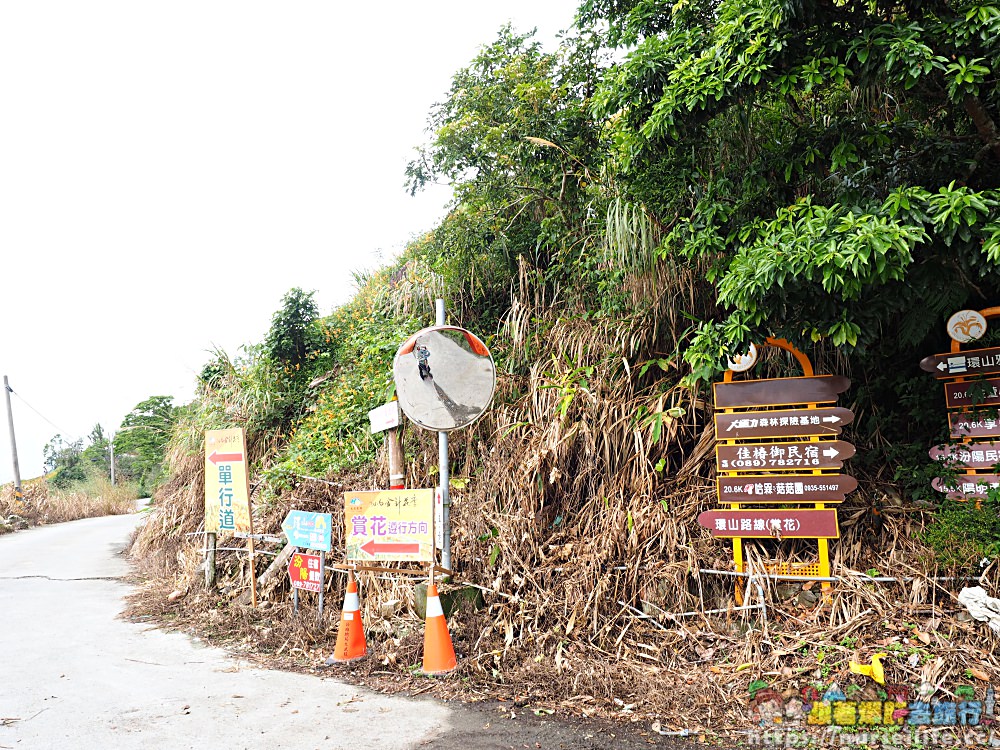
[0, 513, 453, 749]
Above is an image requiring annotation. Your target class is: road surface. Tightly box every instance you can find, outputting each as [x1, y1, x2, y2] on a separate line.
[0, 512, 684, 749]
[0, 513, 452, 749]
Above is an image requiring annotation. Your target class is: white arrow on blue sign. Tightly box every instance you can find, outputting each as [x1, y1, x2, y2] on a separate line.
[281, 510, 333, 552]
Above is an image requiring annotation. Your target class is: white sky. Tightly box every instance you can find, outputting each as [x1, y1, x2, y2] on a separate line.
[0, 1, 580, 483]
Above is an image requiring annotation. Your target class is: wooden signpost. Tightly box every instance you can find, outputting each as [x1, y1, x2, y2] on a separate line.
[924, 307, 1000, 502]
[700, 338, 856, 599]
[931, 474, 1000, 500]
[713, 375, 851, 409]
[697, 509, 840, 539]
[928, 442, 1000, 469]
[716, 440, 855, 471]
[947, 411, 1000, 439]
[920, 346, 1000, 379]
[716, 473, 858, 503]
[944, 378, 1000, 408]
[714, 406, 854, 439]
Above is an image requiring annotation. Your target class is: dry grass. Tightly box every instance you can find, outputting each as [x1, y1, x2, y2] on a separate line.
[0, 476, 135, 530]
[123, 260, 1000, 735]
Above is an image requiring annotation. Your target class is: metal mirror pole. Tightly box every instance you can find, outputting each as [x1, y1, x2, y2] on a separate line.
[435, 299, 451, 573]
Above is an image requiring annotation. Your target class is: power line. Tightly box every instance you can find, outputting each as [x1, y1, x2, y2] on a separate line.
[7, 385, 79, 443]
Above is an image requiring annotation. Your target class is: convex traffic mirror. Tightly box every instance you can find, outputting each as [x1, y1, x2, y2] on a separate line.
[392, 326, 495, 431]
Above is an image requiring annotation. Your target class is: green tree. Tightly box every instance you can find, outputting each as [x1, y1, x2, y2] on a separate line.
[263, 288, 322, 371]
[581, 0, 1000, 376]
[406, 25, 608, 317]
[43, 434, 86, 488]
[80, 424, 110, 475]
[114, 396, 179, 493]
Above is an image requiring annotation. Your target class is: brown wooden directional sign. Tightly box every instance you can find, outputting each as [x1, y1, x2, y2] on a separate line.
[929, 442, 1000, 469]
[698, 509, 840, 539]
[714, 375, 850, 409]
[714, 406, 854, 440]
[921, 347, 1000, 379]
[932, 474, 1000, 500]
[717, 440, 855, 472]
[948, 409, 1000, 438]
[944, 377, 1000, 409]
[717, 473, 857, 504]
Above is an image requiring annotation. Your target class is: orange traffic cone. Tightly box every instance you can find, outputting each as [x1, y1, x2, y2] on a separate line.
[421, 582, 457, 675]
[326, 573, 366, 663]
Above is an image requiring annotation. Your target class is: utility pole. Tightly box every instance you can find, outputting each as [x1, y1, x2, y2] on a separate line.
[4, 376, 23, 505]
[110, 430, 115, 486]
[435, 299, 451, 572]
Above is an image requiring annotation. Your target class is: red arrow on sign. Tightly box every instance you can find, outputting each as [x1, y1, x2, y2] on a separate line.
[208, 451, 244, 464]
[360, 539, 420, 556]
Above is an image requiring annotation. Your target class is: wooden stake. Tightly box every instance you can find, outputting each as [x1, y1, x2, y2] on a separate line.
[387, 425, 405, 489]
[237, 542, 295, 606]
[246, 496, 258, 608]
[248, 537, 258, 607]
[204, 532, 217, 589]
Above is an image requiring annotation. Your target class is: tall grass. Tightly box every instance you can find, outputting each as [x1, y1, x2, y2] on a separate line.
[0, 473, 138, 530]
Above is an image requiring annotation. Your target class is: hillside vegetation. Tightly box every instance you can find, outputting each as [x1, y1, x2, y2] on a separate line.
[130, 0, 1000, 731]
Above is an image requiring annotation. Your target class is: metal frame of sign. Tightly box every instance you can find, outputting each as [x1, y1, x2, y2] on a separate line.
[709, 338, 858, 600]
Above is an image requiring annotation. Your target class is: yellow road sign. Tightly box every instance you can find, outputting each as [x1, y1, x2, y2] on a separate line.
[204, 428, 251, 533]
[344, 489, 434, 562]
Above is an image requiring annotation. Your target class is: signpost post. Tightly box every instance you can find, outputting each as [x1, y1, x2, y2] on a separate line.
[390, 305, 496, 576]
[923, 307, 1000, 502]
[369, 401, 405, 490]
[280, 510, 332, 619]
[434, 300, 451, 570]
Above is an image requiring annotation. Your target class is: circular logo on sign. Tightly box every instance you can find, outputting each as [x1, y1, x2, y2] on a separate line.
[727, 343, 758, 373]
[947, 310, 987, 343]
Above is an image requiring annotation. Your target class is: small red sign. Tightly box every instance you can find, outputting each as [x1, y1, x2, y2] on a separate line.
[697, 509, 840, 538]
[944, 378, 1000, 409]
[287, 552, 323, 593]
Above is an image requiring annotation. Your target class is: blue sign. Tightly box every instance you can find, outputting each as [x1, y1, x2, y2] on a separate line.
[281, 510, 333, 552]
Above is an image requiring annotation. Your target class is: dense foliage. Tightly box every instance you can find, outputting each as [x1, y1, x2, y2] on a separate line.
[581, 0, 1000, 375]
[114, 396, 183, 495]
